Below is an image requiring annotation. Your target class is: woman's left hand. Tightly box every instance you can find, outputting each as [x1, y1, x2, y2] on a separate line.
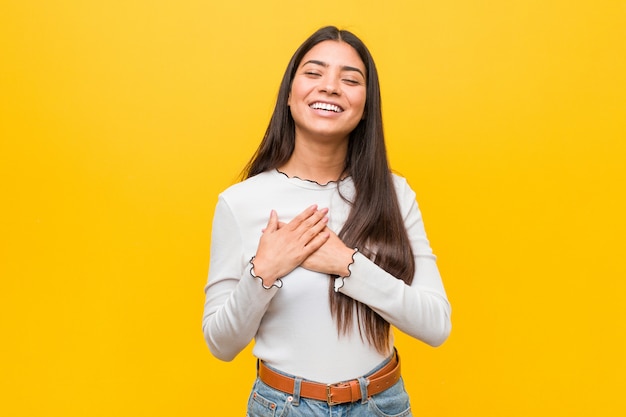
[300, 227, 356, 277]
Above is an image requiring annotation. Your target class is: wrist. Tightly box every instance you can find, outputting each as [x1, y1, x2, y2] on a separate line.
[249, 256, 283, 289]
[335, 247, 358, 277]
[332, 248, 358, 292]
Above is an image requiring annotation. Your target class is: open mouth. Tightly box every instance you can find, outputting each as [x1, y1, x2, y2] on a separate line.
[310, 102, 344, 113]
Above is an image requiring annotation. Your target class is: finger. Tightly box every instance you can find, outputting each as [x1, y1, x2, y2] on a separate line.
[286, 204, 318, 230]
[303, 230, 330, 253]
[264, 210, 279, 233]
[265, 220, 286, 232]
[297, 207, 329, 234]
[300, 215, 329, 244]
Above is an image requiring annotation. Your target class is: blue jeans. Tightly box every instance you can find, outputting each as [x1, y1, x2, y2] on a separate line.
[246, 356, 412, 417]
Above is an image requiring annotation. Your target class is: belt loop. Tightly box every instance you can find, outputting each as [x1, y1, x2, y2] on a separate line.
[292, 377, 302, 406]
[357, 376, 369, 404]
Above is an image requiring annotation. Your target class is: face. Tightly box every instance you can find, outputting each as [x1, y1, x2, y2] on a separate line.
[288, 40, 367, 144]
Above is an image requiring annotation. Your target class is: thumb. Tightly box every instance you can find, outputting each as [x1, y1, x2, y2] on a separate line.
[263, 210, 278, 233]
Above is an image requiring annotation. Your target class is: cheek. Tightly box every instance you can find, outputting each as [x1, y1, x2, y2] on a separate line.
[356, 94, 367, 118]
[287, 83, 300, 106]
[288, 81, 305, 102]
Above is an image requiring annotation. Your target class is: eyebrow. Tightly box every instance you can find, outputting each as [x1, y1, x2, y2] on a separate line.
[302, 59, 366, 78]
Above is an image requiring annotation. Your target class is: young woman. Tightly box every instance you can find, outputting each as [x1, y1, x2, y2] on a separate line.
[202, 26, 451, 416]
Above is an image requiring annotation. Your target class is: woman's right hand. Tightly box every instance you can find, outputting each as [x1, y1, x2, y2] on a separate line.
[251, 205, 330, 287]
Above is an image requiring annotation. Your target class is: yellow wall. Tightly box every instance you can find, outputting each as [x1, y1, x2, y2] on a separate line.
[1, 1, 625, 415]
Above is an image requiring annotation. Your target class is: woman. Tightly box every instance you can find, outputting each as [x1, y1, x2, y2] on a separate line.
[203, 26, 451, 416]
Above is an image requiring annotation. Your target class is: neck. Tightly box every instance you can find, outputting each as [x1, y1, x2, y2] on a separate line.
[279, 136, 348, 184]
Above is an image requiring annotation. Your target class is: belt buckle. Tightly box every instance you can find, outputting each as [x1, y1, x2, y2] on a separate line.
[326, 384, 339, 406]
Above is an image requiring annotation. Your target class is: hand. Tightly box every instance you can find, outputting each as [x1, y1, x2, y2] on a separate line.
[301, 227, 356, 277]
[252, 205, 330, 287]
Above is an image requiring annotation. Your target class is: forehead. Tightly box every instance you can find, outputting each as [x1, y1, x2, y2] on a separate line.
[299, 40, 365, 72]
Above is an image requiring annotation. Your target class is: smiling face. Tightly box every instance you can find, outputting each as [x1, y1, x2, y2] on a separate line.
[287, 40, 367, 144]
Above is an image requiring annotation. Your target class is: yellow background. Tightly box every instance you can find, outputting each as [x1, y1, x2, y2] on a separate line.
[1, 1, 625, 415]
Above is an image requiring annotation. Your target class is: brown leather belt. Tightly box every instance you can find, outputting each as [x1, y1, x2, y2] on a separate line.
[258, 352, 401, 405]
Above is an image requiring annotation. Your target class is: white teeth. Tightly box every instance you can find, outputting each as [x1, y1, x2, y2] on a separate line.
[310, 102, 342, 113]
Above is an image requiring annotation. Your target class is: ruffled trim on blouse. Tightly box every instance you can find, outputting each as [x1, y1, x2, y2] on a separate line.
[249, 256, 283, 290]
[333, 248, 359, 292]
[275, 168, 348, 187]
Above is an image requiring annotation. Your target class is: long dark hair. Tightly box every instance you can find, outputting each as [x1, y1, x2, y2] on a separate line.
[243, 26, 415, 354]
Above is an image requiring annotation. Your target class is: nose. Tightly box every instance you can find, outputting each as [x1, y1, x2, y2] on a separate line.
[320, 74, 340, 95]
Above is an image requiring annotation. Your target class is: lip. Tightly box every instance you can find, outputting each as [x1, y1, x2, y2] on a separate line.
[308, 101, 344, 113]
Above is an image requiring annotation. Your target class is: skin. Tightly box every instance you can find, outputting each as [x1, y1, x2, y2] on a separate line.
[252, 40, 366, 287]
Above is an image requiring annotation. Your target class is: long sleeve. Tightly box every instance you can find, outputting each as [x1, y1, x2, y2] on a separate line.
[335, 177, 451, 346]
[201, 170, 450, 380]
[202, 195, 279, 361]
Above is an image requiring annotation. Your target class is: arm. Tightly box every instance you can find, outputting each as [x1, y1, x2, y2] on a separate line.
[202, 197, 332, 360]
[201, 196, 278, 361]
[335, 179, 452, 347]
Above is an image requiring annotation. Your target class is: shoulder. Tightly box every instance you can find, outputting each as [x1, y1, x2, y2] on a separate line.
[219, 170, 277, 202]
[389, 173, 422, 222]
[391, 172, 417, 202]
